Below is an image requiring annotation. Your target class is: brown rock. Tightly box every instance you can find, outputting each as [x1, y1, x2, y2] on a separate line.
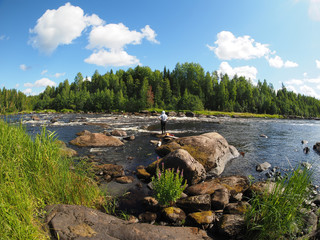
[143, 197, 159, 212]
[245, 181, 278, 197]
[31, 115, 40, 121]
[187, 211, 215, 227]
[55, 140, 78, 157]
[69, 133, 124, 147]
[162, 207, 186, 225]
[186, 176, 249, 197]
[177, 194, 211, 213]
[123, 135, 135, 141]
[155, 132, 239, 176]
[112, 129, 127, 137]
[45, 204, 210, 240]
[138, 212, 157, 223]
[94, 164, 124, 178]
[136, 167, 151, 181]
[76, 130, 91, 136]
[115, 176, 134, 184]
[224, 201, 250, 215]
[211, 187, 229, 210]
[218, 214, 245, 238]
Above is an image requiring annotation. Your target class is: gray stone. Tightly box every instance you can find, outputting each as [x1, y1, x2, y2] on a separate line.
[256, 162, 271, 172]
[45, 204, 210, 240]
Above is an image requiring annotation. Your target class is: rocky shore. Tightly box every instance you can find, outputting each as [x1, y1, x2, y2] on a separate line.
[43, 119, 320, 240]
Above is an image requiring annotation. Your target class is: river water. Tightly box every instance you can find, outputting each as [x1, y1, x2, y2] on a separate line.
[4, 113, 320, 187]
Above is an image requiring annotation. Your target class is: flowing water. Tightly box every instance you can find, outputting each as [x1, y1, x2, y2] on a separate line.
[3, 113, 320, 189]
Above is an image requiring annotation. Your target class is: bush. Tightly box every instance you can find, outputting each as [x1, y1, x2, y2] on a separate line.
[151, 163, 187, 206]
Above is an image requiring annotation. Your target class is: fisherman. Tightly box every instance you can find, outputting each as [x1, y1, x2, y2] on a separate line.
[159, 110, 168, 134]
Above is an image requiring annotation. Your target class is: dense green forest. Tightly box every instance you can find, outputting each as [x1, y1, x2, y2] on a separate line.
[2, 62, 320, 117]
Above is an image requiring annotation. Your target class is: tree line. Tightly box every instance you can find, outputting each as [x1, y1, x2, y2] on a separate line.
[2, 62, 320, 117]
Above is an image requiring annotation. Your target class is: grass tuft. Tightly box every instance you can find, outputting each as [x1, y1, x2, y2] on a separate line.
[245, 165, 313, 239]
[0, 120, 101, 239]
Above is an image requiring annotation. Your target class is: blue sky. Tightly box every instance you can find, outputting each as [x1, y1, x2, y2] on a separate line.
[1, 0, 320, 98]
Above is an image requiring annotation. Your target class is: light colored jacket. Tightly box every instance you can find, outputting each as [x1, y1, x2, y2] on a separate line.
[159, 111, 168, 121]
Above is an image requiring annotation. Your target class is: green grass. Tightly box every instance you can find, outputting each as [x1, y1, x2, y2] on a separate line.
[0, 120, 102, 239]
[245, 166, 313, 239]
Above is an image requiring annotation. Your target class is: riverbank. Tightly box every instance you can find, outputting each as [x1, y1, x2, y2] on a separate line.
[4, 108, 320, 120]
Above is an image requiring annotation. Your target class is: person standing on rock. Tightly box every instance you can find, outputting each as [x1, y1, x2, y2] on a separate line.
[159, 111, 168, 134]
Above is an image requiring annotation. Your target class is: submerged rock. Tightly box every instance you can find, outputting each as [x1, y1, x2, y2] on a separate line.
[45, 204, 210, 240]
[70, 133, 124, 147]
[256, 162, 271, 172]
[155, 132, 239, 176]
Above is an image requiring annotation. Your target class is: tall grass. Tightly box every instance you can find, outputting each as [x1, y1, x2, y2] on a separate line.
[245, 166, 313, 239]
[0, 120, 101, 239]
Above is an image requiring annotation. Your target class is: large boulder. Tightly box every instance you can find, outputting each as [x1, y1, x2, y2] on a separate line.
[45, 204, 210, 240]
[70, 133, 124, 147]
[156, 132, 239, 176]
[176, 194, 211, 213]
[147, 149, 206, 185]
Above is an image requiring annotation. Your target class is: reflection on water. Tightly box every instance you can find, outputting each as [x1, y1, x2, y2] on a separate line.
[3, 113, 320, 185]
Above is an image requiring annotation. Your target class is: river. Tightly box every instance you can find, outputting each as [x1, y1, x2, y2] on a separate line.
[3, 113, 320, 188]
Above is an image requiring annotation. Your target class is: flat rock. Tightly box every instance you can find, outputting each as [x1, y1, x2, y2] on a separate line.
[155, 132, 239, 176]
[176, 194, 211, 213]
[70, 133, 124, 147]
[115, 176, 134, 184]
[94, 164, 124, 178]
[45, 204, 210, 240]
[186, 176, 249, 197]
[187, 211, 215, 227]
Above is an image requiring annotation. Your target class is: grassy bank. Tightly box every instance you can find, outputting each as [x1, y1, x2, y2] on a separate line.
[0, 120, 101, 239]
[245, 166, 313, 239]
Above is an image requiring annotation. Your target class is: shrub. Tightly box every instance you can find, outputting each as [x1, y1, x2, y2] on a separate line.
[151, 163, 187, 206]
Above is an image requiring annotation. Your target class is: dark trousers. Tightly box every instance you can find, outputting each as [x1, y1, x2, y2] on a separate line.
[161, 120, 166, 134]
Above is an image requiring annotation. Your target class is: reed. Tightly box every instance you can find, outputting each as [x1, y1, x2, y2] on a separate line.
[245, 166, 313, 239]
[0, 120, 101, 239]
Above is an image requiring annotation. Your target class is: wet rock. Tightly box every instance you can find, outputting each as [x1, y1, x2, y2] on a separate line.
[123, 135, 135, 141]
[70, 133, 124, 147]
[147, 149, 206, 185]
[312, 194, 320, 206]
[224, 202, 250, 215]
[187, 211, 215, 228]
[94, 164, 124, 178]
[301, 209, 318, 235]
[142, 197, 159, 212]
[76, 130, 91, 136]
[218, 214, 245, 239]
[115, 176, 134, 184]
[211, 187, 229, 210]
[301, 140, 308, 144]
[313, 142, 320, 152]
[136, 166, 151, 181]
[256, 162, 271, 172]
[112, 129, 127, 137]
[45, 204, 210, 240]
[50, 117, 59, 123]
[303, 147, 310, 154]
[260, 134, 268, 138]
[138, 212, 157, 223]
[176, 194, 211, 213]
[185, 111, 195, 117]
[186, 176, 249, 197]
[162, 207, 186, 225]
[31, 115, 40, 121]
[155, 132, 239, 176]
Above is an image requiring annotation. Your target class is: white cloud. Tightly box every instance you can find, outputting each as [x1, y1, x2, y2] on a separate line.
[266, 56, 298, 68]
[29, 2, 104, 54]
[218, 61, 258, 80]
[207, 31, 270, 60]
[285, 79, 304, 85]
[24, 78, 56, 88]
[20, 64, 31, 71]
[23, 88, 33, 95]
[316, 59, 320, 68]
[309, 0, 320, 21]
[85, 49, 140, 67]
[15, 84, 20, 88]
[41, 69, 48, 75]
[306, 77, 320, 84]
[286, 85, 297, 93]
[300, 85, 320, 98]
[86, 23, 158, 67]
[54, 72, 65, 78]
